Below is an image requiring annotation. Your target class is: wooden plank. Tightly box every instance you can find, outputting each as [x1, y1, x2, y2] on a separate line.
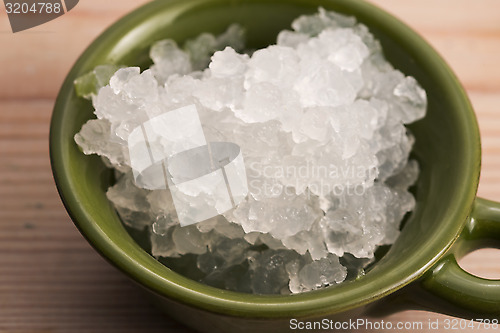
[369, 0, 500, 34]
[0, 1, 150, 101]
[426, 34, 500, 91]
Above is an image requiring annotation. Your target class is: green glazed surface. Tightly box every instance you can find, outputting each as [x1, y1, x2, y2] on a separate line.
[50, 0, 498, 329]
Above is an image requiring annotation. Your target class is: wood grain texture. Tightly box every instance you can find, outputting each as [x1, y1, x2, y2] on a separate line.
[0, 1, 499, 332]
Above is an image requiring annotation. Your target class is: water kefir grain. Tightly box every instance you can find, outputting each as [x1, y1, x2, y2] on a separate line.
[74, 8, 426, 294]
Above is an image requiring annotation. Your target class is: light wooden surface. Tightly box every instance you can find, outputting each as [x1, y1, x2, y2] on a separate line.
[1, 1, 499, 332]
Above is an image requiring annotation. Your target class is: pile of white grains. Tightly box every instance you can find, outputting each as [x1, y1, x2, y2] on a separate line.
[75, 8, 426, 294]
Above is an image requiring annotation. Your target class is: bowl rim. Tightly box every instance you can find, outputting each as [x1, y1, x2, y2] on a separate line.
[50, 0, 481, 318]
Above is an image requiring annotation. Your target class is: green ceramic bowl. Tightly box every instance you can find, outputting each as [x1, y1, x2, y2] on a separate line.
[50, 0, 500, 331]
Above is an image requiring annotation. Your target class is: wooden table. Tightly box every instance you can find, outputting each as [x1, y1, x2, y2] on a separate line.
[1, 1, 499, 332]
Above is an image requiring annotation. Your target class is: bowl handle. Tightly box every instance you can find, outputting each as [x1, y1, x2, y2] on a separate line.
[419, 197, 500, 317]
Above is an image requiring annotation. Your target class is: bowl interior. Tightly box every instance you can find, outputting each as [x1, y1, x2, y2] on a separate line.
[50, 0, 480, 317]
